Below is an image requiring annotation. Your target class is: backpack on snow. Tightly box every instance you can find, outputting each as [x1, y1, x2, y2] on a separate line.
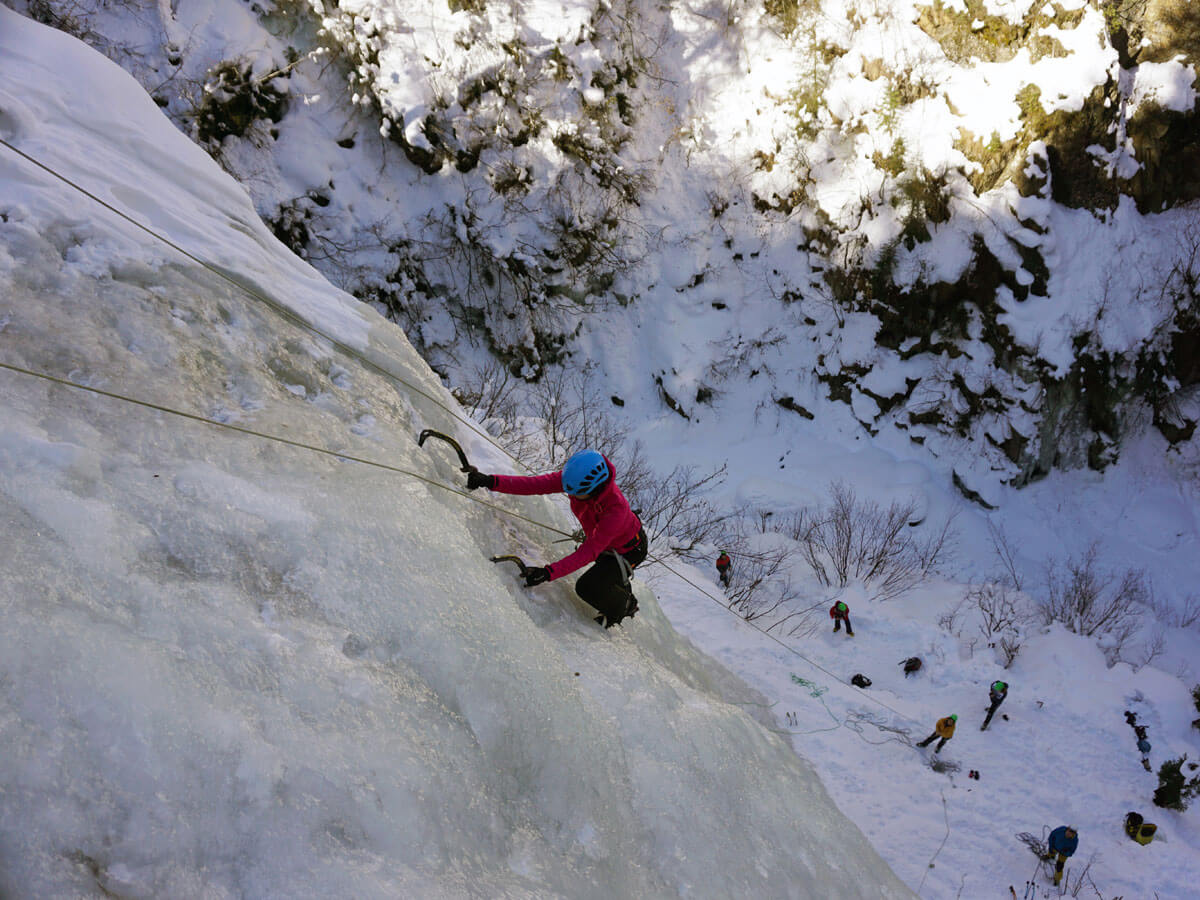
[1125, 812, 1156, 845]
[900, 657, 922, 676]
[850, 674, 872, 688]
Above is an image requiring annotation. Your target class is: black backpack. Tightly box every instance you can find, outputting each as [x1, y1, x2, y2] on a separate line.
[900, 656, 922, 675]
[851, 674, 872, 688]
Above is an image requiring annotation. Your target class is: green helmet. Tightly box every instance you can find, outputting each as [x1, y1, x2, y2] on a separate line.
[949, 714, 958, 722]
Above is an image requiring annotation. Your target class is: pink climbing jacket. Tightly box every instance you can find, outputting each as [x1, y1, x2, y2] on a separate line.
[490, 455, 642, 581]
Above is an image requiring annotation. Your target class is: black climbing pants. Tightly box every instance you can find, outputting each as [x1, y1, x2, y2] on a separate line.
[833, 615, 854, 635]
[576, 528, 647, 624]
[917, 732, 949, 752]
[982, 698, 1004, 729]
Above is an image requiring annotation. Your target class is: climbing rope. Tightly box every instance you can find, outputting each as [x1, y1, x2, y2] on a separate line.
[917, 790, 952, 894]
[766, 674, 917, 743]
[0, 360, 569, 538]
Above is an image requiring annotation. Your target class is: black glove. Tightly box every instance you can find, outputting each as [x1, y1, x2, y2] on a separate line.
[466, 471, 495, 491]
[524, 566, 551, 587]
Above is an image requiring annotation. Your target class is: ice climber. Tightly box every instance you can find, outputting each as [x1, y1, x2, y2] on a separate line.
[467, 449, 647, 628]
[981, 680, 1008, 730]
[916, 714, 957, 753]
[1044, 825, 1078, 886]
[829, 600, 854, 636]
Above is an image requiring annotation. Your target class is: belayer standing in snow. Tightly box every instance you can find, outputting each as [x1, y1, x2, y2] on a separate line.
[1044, 825, 1078, 886]
[829, 600, 854, 636]
[981, 680, 1008, 730]
[467, 449, 647, 628]
[916, 714, 957, 753]
[715, 550, 732, 587]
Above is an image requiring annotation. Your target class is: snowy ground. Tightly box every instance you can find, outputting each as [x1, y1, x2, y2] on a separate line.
[3, 4, 1200, 900]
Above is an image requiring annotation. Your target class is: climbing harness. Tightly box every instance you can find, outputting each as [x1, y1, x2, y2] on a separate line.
[608, 548, 634, 588]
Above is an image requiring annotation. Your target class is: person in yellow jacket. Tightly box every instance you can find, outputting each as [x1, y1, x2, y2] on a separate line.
[916, 714, 957, 753]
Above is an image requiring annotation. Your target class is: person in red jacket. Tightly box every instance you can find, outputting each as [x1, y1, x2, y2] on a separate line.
[467, 449, 647, 627]
[715, 550, 732, 587]
[829, 600, 854, 636]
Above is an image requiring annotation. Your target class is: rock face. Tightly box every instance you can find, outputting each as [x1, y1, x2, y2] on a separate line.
[839, 0, 1200, 484]
[13, 0, 1200, 487]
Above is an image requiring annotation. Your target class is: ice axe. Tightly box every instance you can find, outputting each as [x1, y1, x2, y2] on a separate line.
[490, 555, 531, 577]
[417, 429, 478, 474]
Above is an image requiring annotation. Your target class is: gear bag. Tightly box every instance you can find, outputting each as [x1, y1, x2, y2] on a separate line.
[850, 674, 872, 688]
[1124, 812, 1156, 845]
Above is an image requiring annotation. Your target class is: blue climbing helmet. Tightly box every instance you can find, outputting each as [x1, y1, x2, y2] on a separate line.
[562, 449, 610, 497]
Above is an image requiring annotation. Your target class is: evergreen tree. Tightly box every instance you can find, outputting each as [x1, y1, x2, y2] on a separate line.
[1153, 755, 1200, 810]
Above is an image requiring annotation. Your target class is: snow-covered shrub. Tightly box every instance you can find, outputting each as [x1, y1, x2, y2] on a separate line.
[1153, 755, 1200, 810]
[25, 0, 97, 40]
[1136, 227, 1200, 445]
[1192, 684, 1200, 731]
[194, 60, 289, 147]
[936, 596, 967, 634]
[763, 0, 817, 38]
[967, 581, 1030, 669]
[1038, 543, 1147, 664]
[723, 544, 815, 636]
[799, 482, 955, 601]
[452, 357, 523, 432]
[266, 193, 333, 259]
[280, 0, 660, 367]
[627, 460, 728, 553]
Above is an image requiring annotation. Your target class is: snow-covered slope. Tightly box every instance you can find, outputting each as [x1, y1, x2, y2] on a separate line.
[0, 9, 914, 897]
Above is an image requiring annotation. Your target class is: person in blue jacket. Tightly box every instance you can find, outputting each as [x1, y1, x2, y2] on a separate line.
[1045, 825, 1078, 885]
